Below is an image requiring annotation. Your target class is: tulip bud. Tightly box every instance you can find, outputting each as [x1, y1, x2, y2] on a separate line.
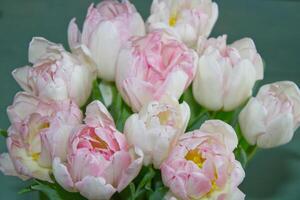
[239, 81, 300, 148]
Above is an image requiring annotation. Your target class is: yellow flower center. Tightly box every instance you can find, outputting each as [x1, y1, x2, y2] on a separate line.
[158, 110, 171, 125]
[185, 149, 206, 168]
[169, 14, 178, 27]
[32, 152, 40, 161]
[90, 132, 108, 150]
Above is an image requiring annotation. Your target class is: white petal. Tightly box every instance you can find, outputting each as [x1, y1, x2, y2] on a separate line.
[258, 113, 294, 148]
[238, 98, 267, 145]
[0, 153, 28, 180]
[200, 120, 238, 151]
[193, 54, 224, 111]
[28, 37, 58, 64]
[89, 21, 121, 81]
[12, 66, 32, 92]
[76, 176, 116, 200]
[224, 60, 256, 111]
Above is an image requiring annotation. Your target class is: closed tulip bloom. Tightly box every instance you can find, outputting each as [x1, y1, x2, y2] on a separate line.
[116, 30, 198, 112]
[239, 81, 300, 148]
[53, 101, 143, 200]
[161, 120, 245, 200]
[124, 97, 190, 168]
[68, 0, 145, 81]
[0, 92, 82, 181]
[12, 37, 96, 106]
[193, 35, 264, 111]
[147, 0, 218, 48]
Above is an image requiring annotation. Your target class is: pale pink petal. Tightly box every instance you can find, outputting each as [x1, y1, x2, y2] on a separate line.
[76, 176, 116, 200]
[53, 157, 75, 192]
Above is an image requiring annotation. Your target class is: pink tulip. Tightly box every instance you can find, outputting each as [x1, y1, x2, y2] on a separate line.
[161, 120, 245, 200]
[12, 37, 96, 106]
[68, 0, 145, 81]
[53, 101, 143, 200]
[116, 30, 198, 112]
[0, 92, 82, 181]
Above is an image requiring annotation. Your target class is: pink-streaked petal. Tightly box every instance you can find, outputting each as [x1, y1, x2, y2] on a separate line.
[117, 147, 143, 191]
[85, 100, 115, 128]
[53, 157, 75, 192]
[0, 153, 29, 180]
[68, 18, 82, 50]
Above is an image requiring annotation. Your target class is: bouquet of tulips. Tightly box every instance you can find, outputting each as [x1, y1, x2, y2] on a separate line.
[1, 0, 300, 200]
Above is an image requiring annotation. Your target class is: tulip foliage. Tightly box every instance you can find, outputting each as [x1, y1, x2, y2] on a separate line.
[1, 0, 300, 200]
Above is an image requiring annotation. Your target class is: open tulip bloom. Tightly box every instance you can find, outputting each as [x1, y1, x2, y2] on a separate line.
[0, 0, 299, 200]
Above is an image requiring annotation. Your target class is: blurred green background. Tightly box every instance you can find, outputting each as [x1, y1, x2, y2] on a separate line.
[0, 0, 299, 199]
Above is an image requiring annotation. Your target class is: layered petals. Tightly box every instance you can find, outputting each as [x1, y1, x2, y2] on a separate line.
[0, 92, 82, 181]
[193, 35, 263, 111]
[68, 0, 145, 81]
[116, 30, 198, 111]
[12, 37, 96, 106]
[147, 0, 218, 48]
[124, 97, 190, 168]
[239, 81, 300, 148]
[161, 120, 245, 200]
[53, 101, 143, 200]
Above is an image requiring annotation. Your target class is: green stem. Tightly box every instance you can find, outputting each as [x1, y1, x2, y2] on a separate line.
[187, 109, 208, 131]
[247, 146, 258, 162]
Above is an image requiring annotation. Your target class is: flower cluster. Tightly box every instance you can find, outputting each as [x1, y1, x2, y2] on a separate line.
[1, 0, 300, 200]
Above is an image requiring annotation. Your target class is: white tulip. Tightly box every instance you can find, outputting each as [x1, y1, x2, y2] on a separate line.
[12, 37, 96, 106]
[124, 97, 190, 168]
[147, 0, 218, 48]
[239, 81, 300, 148]
[193, 35, 264, 111]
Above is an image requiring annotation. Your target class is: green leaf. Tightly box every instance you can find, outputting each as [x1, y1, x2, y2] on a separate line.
[0, 129, 8, 138]
[180, 86, 202, 123]
[18, 185, 34, 194]
[187, 112, 209, 131]
[80, 79, 104, 112]
[91, 79, 104, 102]
[129, 183, 136, 200]
[31, 184, 62, 200]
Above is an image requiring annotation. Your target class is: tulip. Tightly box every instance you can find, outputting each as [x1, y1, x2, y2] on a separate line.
[239, 81, 300, 148]
[116, 30, 198, 112]
[12, 37, 96, 106]
[124, 97, 190, 168]
[147, 0, 218, 48]
[68, 0, 146, 81]
[0, 92, 82, 181]
[53, 101, 143, 200]
[193, 35, 264, 111]
[161, 120, 245, 200]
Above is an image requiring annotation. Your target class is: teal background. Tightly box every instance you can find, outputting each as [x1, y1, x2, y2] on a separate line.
[0, 0, 299, 199]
